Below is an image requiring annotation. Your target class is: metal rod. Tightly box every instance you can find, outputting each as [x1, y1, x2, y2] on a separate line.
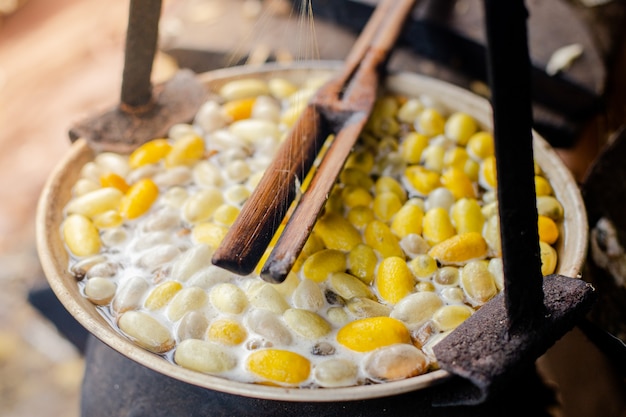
[121, 0, 162, 109]
[483, 0, 545, 332]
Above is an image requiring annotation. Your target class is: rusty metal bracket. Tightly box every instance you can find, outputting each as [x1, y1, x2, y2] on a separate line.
[69, 0, 206, 153]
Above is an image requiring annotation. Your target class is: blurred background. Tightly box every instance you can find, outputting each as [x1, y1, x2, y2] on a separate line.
[1, 0, 624, 416]
[0, 1, 130, 415]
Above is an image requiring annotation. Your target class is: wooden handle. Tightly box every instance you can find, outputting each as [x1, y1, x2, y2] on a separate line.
[211, 106, 330, 275]
[212, 0, 417, 277]
[261, 107, 371, 282]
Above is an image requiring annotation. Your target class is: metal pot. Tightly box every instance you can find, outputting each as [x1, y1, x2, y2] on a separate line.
[36, 62, 587, 407]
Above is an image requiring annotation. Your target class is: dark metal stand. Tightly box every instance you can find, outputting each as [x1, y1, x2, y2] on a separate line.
[80, 332, 555, 417]
[29, 286, 557, 416]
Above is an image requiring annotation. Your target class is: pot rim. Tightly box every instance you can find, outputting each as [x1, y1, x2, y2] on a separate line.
[36, 60, 587, 402]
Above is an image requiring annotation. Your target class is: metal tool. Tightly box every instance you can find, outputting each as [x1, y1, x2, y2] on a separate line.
[432, 0, 596, 405]
[68, 0, 206, 153]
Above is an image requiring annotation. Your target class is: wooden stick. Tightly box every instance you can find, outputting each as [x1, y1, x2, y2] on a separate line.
[261, 1, 417, 283]
[212, 0, 417, 277]
[261, 95, 371, 282]
[211, 105, 328, 275]
[484, 0, 545, 332]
